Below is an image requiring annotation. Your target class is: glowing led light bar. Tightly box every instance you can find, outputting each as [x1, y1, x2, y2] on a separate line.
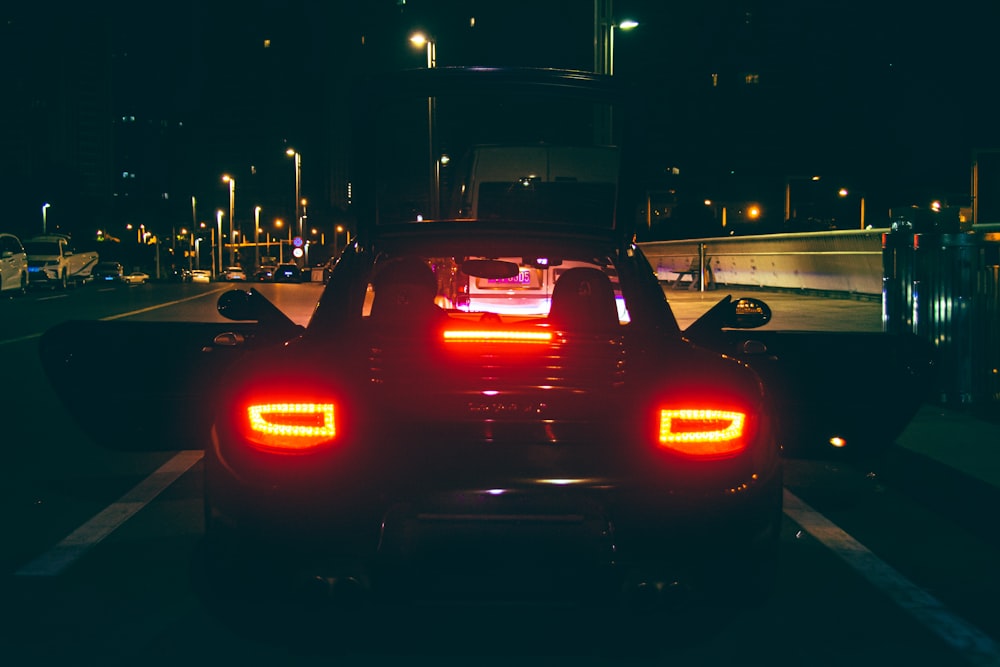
[246, 402, 336, 451]
[443, 329, 553, 343]
[658, 409, 747, 458]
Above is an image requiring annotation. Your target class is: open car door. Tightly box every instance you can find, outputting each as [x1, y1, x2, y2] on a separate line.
[39, 289, 303, 452]
[682, 295, 937, 459]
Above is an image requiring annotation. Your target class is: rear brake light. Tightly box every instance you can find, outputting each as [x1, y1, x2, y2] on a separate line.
[443, 329, 553, 343]
[245, 402, 336, 452]
[658, 409, 747, 458]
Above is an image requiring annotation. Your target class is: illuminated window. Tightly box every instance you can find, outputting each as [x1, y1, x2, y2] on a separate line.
[263, 39, 271, 48]
[744, 73, 759, 85]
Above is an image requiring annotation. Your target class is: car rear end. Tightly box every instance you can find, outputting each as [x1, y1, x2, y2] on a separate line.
[206, 244, 781, 608]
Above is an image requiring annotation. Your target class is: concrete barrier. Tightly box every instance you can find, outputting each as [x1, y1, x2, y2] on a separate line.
[639, 229, 885, 296]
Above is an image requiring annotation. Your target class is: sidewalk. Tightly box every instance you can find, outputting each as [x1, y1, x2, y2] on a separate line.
[895, 403, 1000, 489]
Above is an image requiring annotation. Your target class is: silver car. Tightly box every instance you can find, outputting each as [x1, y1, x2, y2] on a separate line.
[0, 232, 29, 296]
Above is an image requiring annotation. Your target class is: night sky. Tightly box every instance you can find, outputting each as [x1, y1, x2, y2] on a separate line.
[3, 0, 999, 240]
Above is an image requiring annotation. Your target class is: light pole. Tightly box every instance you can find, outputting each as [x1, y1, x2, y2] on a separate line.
[784, 175, 821, 224]
[42, 203, 50, 234]
[222, 175, 236, 266]
[409, 31, 436, 68]
[285, 149, 302, 242]
[838, 188, 867, 229]
[254, 205, 261, 268]
[215, 210, 224, 277]
[410, 33, 439, 218]
[594, 1, 638, 76]
[275, 218, 288, 263]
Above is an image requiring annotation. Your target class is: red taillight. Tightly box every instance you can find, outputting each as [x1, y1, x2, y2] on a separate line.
[657, 408, 747, 458]
[443, 329, 553, 344]
[245, 402, 336, 452]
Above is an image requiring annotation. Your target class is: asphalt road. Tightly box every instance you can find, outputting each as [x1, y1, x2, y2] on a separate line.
[1, 281, 998, 666]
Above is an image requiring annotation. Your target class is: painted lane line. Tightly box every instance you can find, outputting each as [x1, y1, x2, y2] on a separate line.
[15, 450, 204, 578]
[784, 489, 1000, 667]
[0, 288, 227, 347]
[99, 288, 228, 321]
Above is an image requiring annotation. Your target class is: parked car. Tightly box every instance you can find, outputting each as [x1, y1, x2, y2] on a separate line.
[92, 261, 124, 283]
[272, 262, 301, 283]
[123, 270, 150, 284]
[0, 232, 28, 296]
[253, 265, 276, 282]
[37, 67, 934, 619]
[190, 270, 212, 284]
[24, 233, 99, 289]
[224, 266, 247, 282]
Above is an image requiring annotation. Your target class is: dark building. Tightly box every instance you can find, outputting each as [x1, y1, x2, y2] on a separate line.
[1, 7, 114, 241]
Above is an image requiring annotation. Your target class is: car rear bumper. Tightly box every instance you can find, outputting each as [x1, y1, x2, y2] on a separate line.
[204, 462, 783, 607]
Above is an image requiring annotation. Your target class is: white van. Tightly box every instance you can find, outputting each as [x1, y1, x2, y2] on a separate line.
[0, 232, 29, 296]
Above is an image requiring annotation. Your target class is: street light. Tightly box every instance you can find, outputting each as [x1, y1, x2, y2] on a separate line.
[42, 203, 50, 234]
[839, 188, 867, 230]
[285, 148, 302, 244]
[275, 218, 288, 263]
[409, 33, 439, 218]
[254, 205, 261, 267]
[409, 32, 436, 68]
[594, 2, 638, 76]
[784, 175, 821, 223]
[222, 175, 236, 266]
[215, 210, 224, 276]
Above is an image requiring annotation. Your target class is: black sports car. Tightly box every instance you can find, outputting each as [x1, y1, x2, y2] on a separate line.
[39, 67, 933, 613]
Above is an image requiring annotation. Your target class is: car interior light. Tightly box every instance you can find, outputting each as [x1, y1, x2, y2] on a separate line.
[246, 402, 336, 451]
[443, 329, 553, 343]
[658, 409, 747, 458]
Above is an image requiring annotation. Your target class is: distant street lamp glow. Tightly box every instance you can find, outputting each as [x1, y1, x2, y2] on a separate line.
[409, 32, 436, 68]
[838, 187, 867, 229]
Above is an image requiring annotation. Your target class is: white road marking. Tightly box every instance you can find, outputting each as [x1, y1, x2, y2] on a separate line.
[12, 448, 1000, 667]
[784, 489, 1000, 667]
[0, 289, 226, 346]
[98, 289, 227, 321]
[15, 451, 204, 577]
